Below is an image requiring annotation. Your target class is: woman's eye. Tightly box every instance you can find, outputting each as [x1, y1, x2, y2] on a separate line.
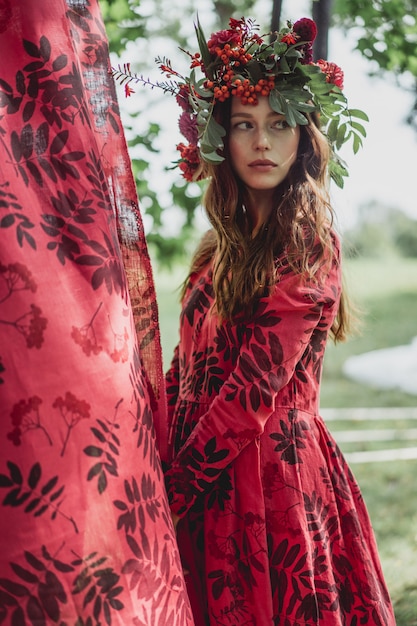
[273, 119, 289, 130]
[235, 121, 252, 130]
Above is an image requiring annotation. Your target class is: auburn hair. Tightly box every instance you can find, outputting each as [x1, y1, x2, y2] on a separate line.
[183, 104, 352, 342]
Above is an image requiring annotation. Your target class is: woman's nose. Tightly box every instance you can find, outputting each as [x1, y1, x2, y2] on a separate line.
[255, 129, 271, 151]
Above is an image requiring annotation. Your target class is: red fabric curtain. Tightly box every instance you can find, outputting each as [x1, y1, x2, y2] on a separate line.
[0, 1, 192, 624]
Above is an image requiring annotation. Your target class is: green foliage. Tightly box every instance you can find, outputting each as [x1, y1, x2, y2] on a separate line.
[319, 253, 417, 410]
[350, 459, 417, 625]
[188, 67, 226, 164]
[334, 0, 417, 75]
[393, 584, 417, 625]
[333, 0, 417, 129]
[118, 114, 179, 265]
[391, 210, 417, 257]
[100, 0, 146, 53]
[344, 221, 397, 259]
[344, 204, 417, 259]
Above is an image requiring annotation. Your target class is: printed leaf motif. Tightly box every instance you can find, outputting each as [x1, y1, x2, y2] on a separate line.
[269, 331, 283, 365]
[28, 462, 41, 489]
[84, 406, 121, 494]
[251, 344, 271, 371]
[0, 461, 77, 533]
[23, 39, 42, 59]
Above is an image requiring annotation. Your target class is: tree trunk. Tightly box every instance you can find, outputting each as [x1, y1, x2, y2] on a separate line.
[270, 0, 283, 39]
[312, 0, 333, 60]
[213, 1, 260, 28]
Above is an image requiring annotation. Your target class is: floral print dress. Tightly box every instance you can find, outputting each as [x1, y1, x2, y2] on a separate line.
[164, 233, 395, 625]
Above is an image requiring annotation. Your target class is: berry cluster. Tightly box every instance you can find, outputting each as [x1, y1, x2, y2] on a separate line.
[205, 76, 276, 105]
[231, 77, 275, 105]
[209, 42, 253, 67]
[204, 40, 259, 103]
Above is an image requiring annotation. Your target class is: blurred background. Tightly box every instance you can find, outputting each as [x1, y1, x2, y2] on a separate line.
[100, 0, 417, 621]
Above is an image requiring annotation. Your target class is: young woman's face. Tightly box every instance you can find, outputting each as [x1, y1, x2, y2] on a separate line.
[228, 96, 300, 197]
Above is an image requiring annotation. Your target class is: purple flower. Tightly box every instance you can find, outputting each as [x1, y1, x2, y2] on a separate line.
[178, 111, 198, 145]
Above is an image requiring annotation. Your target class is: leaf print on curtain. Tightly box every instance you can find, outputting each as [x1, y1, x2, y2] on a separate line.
[0, 1, 194, 625]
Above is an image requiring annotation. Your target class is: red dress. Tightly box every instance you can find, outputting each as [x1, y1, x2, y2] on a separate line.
[164, 234, 395, 625]
[0, 2, 193, 625]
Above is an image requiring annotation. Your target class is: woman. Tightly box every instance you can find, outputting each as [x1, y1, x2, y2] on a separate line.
[143, 16, 395, 625]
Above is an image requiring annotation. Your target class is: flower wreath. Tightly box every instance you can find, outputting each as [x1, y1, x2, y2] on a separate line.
[112, 16, 368, 188]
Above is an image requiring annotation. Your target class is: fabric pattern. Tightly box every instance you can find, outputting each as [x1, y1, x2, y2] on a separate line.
[0, 1, 193, 625]
[165, 234, 395, 625]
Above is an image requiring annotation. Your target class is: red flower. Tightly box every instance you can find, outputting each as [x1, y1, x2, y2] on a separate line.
[176, 143, 202, 182]
[281, 33, 297, 45]
[207, 29, 241, 51]
[292, 18, 317, 64]
[316, 59, 344, 89]
[228, 17, 246, 31]
[158, 61, 184, 79]
[124, 83, 135, 97]
[293, 17, 317, 42]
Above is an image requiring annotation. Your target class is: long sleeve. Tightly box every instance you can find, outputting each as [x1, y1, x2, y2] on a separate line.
[165, 249, 341, 516]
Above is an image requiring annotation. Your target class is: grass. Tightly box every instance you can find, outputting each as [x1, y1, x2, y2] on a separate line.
[321, 257, 417, 408]
[349, 460, 417, 607]
[152, 255, 417, 623]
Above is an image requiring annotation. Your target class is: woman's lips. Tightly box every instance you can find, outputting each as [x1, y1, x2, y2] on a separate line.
[248, 159, 277, 170]
[249, 159, 277, 172]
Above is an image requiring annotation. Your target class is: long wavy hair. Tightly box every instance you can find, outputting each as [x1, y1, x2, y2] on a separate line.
[184, 101, 352, 341]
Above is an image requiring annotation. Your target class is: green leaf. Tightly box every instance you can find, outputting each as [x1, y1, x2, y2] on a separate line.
[350, 120, 367, 137]
[329, 156, 348, 188]
[292, 101, 316, 113]
[273, 41, 287, 56]
[200, 150, 224, 163]
[190, 73, 212, 99]
[348, 108, 370, 122]
[284, 47, 302, 60]
[326, 118, 339, 142]
[336, 123, 347, 149]
[280, 55, 291, 74]
[269, 90, 287, 115]
[353, 132, 363, 154]
[196, 110, 209, 125]
[284, 105, 295, 126]
[194, 17, 212, 75]
[246, 59, 263, 79]
[204, 116, 225, 149]
[290, 106, 309, 125]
